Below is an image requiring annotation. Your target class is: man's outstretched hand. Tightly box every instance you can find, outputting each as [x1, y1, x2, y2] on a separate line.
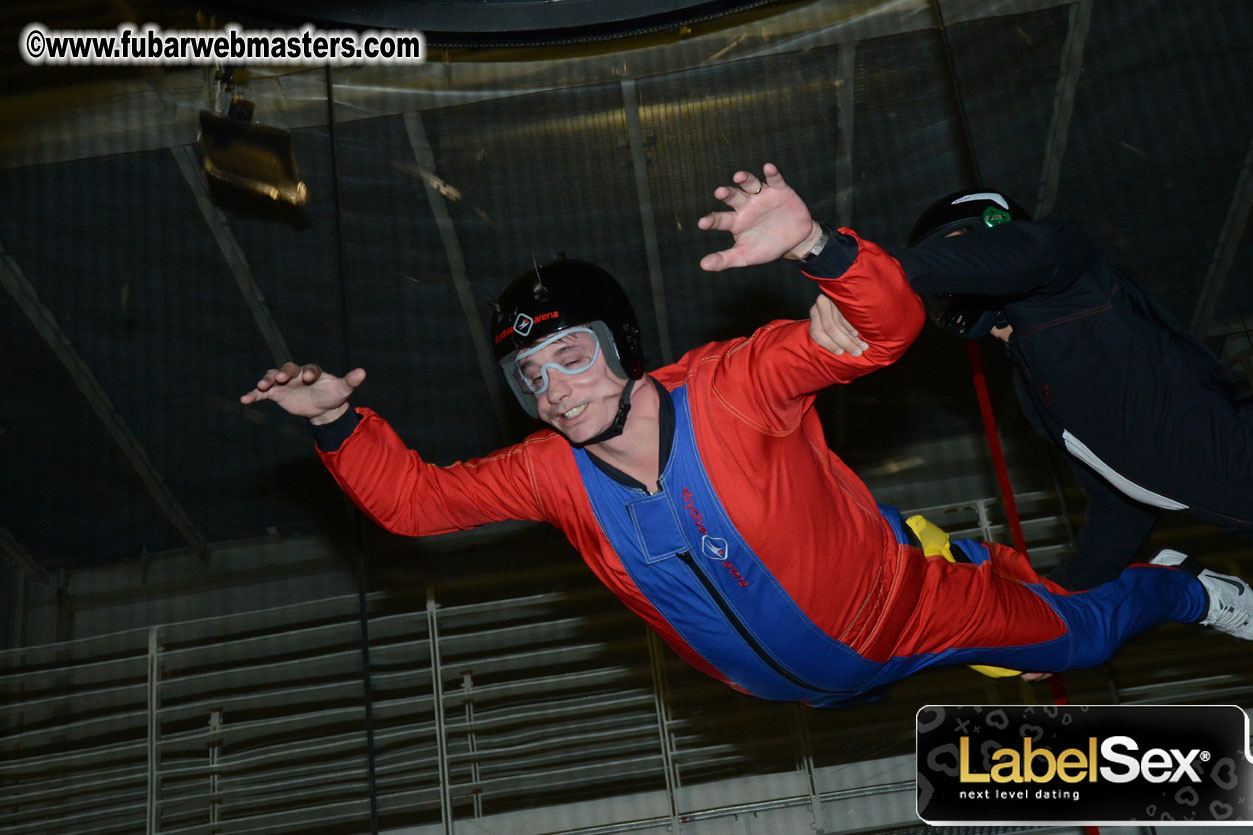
[697, 163, 823, 271]
[240, 362, 366, 425]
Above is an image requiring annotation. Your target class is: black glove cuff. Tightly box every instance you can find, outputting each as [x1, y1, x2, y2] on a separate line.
[310, 407, 360, 452]
[799, 223, 858, 276]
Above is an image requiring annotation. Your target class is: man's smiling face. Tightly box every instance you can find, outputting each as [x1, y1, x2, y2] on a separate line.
[515, 328, 628, 444]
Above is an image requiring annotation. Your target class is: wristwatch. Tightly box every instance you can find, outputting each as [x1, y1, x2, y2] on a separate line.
[799, 222, 833, 264]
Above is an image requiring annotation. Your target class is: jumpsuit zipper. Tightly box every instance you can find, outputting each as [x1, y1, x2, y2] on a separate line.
[675, 551, 850, 697]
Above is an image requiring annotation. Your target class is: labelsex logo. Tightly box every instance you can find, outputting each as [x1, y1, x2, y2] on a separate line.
[916, 704, 1253, 825]
[960, 735, 1206, 784]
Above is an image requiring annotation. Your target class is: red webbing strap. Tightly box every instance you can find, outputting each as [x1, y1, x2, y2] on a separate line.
[967, 342, 1094, 832]
[964, 340, 1028, 555]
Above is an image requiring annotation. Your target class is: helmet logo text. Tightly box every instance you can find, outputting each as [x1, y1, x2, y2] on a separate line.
[494, 310, 561, 345]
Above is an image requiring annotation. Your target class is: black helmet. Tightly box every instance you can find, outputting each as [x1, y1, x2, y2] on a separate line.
[491, 260, 644, 417]
[908, 188, 1030, 246]
[909, 189, 1030, 338]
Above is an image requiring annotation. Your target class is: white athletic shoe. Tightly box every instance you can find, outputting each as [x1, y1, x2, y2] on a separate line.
[1150, 549, 1253, 640]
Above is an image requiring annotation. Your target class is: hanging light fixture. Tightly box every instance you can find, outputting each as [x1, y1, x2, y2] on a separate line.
[198, 67, 308, 206]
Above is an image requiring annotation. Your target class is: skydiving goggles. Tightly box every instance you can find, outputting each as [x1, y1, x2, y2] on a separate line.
[498, 323, 617, 417]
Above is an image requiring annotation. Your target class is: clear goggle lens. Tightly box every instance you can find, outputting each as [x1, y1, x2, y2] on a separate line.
[508, 327, 601, 395]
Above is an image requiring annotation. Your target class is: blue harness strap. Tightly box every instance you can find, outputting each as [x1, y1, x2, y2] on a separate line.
[877, 504, 913, 545]
[573, 385, 879, 703]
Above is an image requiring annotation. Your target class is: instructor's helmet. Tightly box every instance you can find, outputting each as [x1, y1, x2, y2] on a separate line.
[908, 189, 1031, 339]
[491, 260, 644, 418]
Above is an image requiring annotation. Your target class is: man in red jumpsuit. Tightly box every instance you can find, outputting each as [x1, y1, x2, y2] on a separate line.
[242, 165, 1253, 706]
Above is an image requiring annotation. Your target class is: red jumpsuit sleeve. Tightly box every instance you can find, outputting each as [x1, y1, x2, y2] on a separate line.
[703, 229, 925, 433]
[801, 228, 925, 374]
[316, 407, 549, 536]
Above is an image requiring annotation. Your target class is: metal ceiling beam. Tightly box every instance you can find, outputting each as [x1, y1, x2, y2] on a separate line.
[1034, 0, 1092, 217]
[825, 42, 857, 451]
[622, 78, 674, 366]
[0, 244, 209, 559]
[403, 110, 514, 445]
[834, 43, 856, 228]
[1, 525, 50, 582]
[1206, 313, 1253, 389]
[1191, 133, 1253, 337]
[170, 144, 293, 366]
